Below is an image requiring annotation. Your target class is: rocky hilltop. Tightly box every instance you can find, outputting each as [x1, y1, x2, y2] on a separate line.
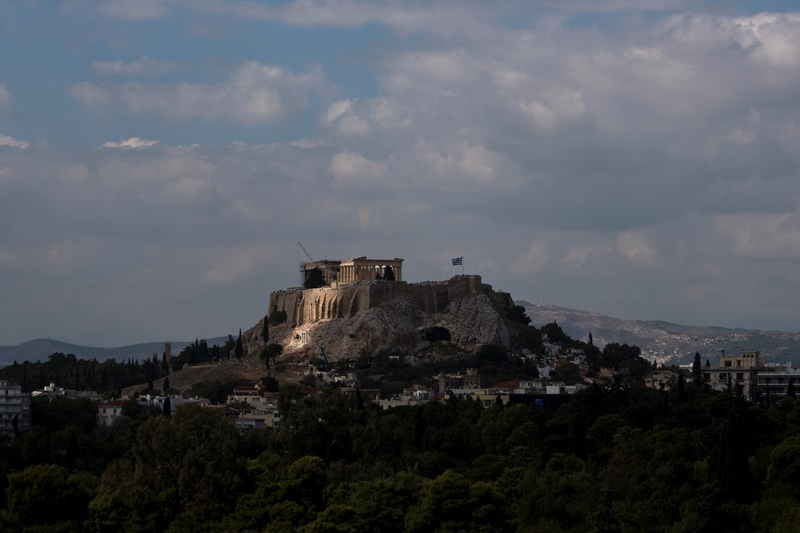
[522, 304, 800, 365]
[243, 276, 516, 364]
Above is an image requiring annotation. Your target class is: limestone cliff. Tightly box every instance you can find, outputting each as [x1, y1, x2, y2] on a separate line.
[244, 275, 516, 364]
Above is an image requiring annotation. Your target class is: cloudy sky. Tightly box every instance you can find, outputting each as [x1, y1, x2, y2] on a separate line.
[1, 0, 799, 346]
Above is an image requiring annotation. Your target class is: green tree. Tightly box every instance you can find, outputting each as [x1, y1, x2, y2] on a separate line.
[261, 315, 269, 344]
[1, 464, 96, 530]
[692, 352, 702, 384]
[765, 434, 800, 497]
[406, 470, 510, 532]
[268, 310, 288, 326]
[261, 344, 284, 370]
[235, 329, 243, 361]
[506, 304, 531, 325]
[541, 321, 571, 343]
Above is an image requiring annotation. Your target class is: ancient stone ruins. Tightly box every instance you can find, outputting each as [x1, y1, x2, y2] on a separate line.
[251, 256, 517, 363]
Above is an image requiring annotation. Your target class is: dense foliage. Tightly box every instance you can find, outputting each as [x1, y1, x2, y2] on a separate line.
[2, 375, 800, 531]
[170, 337, 235, 369]
[0, 353, 169, 397]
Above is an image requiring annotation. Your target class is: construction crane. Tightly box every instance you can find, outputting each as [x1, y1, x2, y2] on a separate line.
[297, 242, 316, 286]
[297, 242, 315, 263]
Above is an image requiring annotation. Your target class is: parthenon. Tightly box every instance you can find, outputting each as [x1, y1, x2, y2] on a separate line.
[338, 257, 403, 283]
[303, 256, 404, 285]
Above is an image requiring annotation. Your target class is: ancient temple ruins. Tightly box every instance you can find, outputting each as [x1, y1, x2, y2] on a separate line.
[303, 256, 404, 286]
[338, 257, 403, 283]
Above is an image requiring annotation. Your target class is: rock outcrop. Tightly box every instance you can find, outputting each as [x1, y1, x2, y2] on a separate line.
[244, 275, 515, 364]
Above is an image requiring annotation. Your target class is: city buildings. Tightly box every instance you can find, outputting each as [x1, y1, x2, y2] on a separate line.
[0, 380, 30, 438]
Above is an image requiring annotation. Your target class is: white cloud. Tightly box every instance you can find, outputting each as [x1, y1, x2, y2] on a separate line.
[290, 137, 327, 149]
[329, 151, 387, 185]
[98, 0, 170, 20]
[716, 212, 800, 259]
[0, 85, 14, 118]
[727, 127, 756, 146]
[69, 62, 330, 124]
[10, 4, 800, 344]
[358, 205, 379, 231]
[100, 137, 159, 150]
[322, 99, 353, 126]
[203, 247, 265, 283]
[90, 57, 180, 76]
[0, 132, 30, 149]
[510, 240, 549, 276]
[616, 231, 657, 266]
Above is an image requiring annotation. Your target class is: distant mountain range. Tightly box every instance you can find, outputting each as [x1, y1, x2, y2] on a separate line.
[4, 305, 800, 368]
[0, 337, 228, 366]
[519, 303, 800, 366]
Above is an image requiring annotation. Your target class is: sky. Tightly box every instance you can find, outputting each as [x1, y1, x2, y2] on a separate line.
[1, 0, 800, 347]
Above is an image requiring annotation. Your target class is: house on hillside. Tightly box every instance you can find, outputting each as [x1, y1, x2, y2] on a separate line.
[435, 368, 480, 395]
[645, 370, 678, 391]
[97, 399, 129, 426]
[704, 350, 764, 401]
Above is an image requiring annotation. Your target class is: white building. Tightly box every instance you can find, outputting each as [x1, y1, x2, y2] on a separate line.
[757, 363, 800, 402]
[97, 399, 129, 426]
[0, 380, 31, 438]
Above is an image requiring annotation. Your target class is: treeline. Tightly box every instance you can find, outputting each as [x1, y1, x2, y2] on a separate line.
[169, 336, 236, 369]
[0, 335, 239, 396]
[2, 377, 800, 531]
[0, 353, 167, 397]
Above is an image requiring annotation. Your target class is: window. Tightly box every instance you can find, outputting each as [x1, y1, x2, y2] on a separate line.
[725, 361, 732, 367]
[736, 373, 744, 381]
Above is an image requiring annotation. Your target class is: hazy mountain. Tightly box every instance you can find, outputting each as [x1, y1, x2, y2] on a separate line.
[0, 337, 229, 366]
[521, 304, 800, 366]
[5, 304, 799, 368]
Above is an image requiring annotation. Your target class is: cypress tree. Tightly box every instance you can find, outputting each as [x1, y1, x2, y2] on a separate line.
[235, 329, 243, 361]
[692, 352, 702, 384]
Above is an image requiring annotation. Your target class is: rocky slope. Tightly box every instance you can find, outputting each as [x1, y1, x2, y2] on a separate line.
[522, 304, 800, 365]
[244, 293, 513, 365]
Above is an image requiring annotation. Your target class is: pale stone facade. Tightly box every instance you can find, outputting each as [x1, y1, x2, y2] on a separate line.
[337, 257, 404, 283]
[704, 350, 765, 401]
[303, 256, 404, 285]
[270, 274, 493, 328]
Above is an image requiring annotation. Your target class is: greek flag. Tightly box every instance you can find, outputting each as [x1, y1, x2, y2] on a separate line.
[451, 256, 463, 266]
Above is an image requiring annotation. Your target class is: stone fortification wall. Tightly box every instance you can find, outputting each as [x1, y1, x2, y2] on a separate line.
[268, 275, 506, 328]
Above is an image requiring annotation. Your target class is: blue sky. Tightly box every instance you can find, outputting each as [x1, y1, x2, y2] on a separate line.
[2, 0, 800, 346]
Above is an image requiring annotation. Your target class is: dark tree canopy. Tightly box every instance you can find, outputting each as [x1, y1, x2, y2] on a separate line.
[235, 329, 243, 361]
[268, 310, 288, 326]
[541, 321, 571, 344]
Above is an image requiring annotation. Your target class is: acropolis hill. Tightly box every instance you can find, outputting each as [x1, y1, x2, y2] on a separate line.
[256, 256, 518, 362]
